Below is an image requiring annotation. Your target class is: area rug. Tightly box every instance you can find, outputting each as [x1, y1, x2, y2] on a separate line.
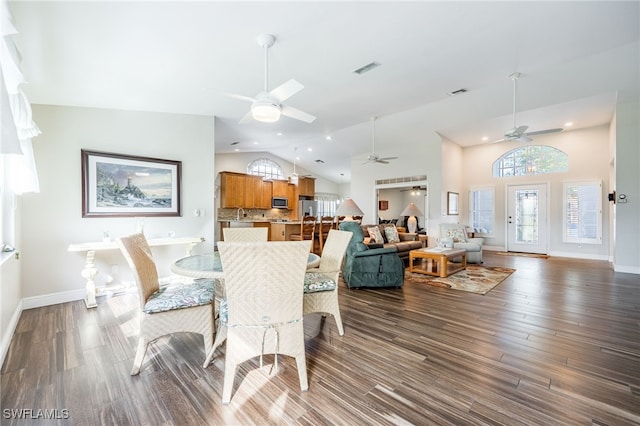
[405, 265, 515, 295]
[495, 251, 549, 259]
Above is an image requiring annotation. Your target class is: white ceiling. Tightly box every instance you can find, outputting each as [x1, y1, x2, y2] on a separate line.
[9, 1, 640, 183]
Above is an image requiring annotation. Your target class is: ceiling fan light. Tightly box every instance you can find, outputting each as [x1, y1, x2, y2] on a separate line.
[251, 102, 281, 123]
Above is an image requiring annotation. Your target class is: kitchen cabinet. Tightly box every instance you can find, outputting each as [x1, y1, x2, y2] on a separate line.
[272, 180, 290, 198]
[220, 172, 268, 208]
[298, 176, 315, 197]
[260, 181, 273, 209]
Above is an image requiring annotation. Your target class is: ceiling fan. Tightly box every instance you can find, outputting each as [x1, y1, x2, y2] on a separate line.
[362, 117, 398, 164]
[492, 72, 563, 143]
[230, 34, 316, 124]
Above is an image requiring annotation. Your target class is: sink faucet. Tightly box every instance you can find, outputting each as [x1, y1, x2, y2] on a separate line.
[236, 208, 245, 221]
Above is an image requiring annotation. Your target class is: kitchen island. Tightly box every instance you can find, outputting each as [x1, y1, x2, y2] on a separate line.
[218, 220, 302, 241]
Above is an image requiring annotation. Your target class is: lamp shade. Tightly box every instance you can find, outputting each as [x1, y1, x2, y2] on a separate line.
[400, 203, 423, 218]
[335, 198, 364, 217]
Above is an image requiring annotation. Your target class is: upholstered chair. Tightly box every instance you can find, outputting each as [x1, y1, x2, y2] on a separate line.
[203, 241, 311, 404]
[117, 233, 215, 375]
[304, 229, 353, 335]
[439, 223, 484, 263]
[338, 221, 404, 288]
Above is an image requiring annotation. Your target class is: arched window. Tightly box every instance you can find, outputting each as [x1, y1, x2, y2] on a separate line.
[493, 145, 568, 177]
[247, 158, 284, 180]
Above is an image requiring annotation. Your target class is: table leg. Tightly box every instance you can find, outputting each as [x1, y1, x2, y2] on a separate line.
[439, 256, 448, 278]
[81, 250, 98, 308]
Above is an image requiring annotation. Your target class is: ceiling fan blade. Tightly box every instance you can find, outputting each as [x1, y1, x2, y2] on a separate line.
[491, 138, 507, 144]
[378, 156, 398, 161]
[514, 125, 529, 134]
[525, 128, 563, 136]
[515, 135, 532, 143]
[377, 160, 390, 164]
[281, 104, 316, 123]
[269, 79, 304, 103]
[227, 93, 255, 103]
[238, 111, 254, 124]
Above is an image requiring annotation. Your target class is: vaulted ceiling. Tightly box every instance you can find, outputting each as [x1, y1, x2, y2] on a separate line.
[10, 1, 640, 182]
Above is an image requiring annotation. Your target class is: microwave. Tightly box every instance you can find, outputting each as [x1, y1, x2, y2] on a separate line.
[272, 197, 289, 209]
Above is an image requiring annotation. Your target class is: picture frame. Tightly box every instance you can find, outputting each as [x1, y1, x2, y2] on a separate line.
[378, 200, 389, 211]
[82, 150, 181, 218]
[447, 191, 459, 215]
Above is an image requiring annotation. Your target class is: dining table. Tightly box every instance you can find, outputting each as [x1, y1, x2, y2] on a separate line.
[171, 251, 321, 280]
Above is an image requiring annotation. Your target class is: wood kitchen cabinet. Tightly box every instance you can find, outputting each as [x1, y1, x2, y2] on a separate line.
[272, 179, 290, 198]
[297, 176, 315, 198]
[259, 180, 273, 209]
[220, 171, 269, 208]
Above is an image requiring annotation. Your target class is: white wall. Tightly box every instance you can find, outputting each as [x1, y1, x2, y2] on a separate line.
[20, 105, 215, 304]
[613, 99, 640, 273]
[462, 125, 612, 257]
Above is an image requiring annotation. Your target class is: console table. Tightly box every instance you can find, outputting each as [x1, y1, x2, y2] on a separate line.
[68, 236, 204, 308]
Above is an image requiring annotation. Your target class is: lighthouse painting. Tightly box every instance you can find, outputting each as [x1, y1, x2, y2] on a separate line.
[82, 150, 181, 217]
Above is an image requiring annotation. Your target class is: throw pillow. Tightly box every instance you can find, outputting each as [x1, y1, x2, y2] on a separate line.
[445, 227, 467, 243]
[384, 226, 400, 243]
[368, 227, 384, 244]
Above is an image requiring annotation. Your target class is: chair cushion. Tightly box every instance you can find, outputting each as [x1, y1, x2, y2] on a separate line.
[304, 272, 337, 293]
[143, 280, 215, 314]
[367, 226, 384, 244]
[384, 226, 400, 243]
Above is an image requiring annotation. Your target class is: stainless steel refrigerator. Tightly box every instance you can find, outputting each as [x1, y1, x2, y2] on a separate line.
[299, 200, 318, 220]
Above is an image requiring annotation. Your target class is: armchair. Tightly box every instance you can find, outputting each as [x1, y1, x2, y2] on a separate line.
[439, 223, 484, 263]
[338, 221, 404, 288]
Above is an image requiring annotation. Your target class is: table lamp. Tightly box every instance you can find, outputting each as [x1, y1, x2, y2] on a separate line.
[335, 198, 364, 221]
[400, 202, 423, 234]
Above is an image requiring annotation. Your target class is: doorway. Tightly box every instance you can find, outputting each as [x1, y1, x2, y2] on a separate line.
[506, 183, 548, 254]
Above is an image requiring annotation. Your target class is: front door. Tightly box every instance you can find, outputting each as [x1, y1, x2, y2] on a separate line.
[506, 184, 548, 254]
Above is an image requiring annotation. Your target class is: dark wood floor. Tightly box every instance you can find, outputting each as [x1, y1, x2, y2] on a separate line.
[2, 252, 640, 425]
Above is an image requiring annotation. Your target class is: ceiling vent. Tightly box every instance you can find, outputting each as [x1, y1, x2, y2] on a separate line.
[353, 62, 381, 75]
[315, 159, 325, 164]
[447, 88, 468, 96]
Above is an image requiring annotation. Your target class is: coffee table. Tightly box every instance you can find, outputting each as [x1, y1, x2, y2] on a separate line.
[409, 248, 467, 278]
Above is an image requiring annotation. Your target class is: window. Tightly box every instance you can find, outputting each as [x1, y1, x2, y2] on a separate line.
[247, 158, 284, 180]
[493, 145, 568, 177]
[469, 187, 494, 235]
[315, 193, 341, 217]
[563, 181, 602, 244]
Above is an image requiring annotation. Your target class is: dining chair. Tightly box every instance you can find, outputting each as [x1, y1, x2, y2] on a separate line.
[334, 216, 346, 229]
[304, 229, 352, 336]
[313, 216, 335, 255]
[223, 227, 268, 242]
[116, 233, 215, 375]
[204, 240, 311, 404]
[289, 215, 316, 246]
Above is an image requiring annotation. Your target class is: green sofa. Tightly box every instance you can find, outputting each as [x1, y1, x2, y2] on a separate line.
[339, 221, 404, 288]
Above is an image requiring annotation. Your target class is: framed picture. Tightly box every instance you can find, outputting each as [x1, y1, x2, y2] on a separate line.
[378, 200, 389, 210]
[447, 191, 459, 215]
[82, 150, 181, 217]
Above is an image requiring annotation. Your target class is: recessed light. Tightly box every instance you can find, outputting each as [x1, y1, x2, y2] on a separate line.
[307, 147, 312, 152]
[277, 132, 283, 136]
[482, 136, 489, 142]
[234, 148, 240, 152]
[564, 122, 573, 127]
[325, 136, 332, 141]
[253, 141, 259, 145]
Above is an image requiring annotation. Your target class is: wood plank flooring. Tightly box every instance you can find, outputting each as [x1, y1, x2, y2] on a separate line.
[2, 252, 639, 425]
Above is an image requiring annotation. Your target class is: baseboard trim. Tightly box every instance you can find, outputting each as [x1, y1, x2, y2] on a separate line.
[548, 251, 609, 261]
[613, 264, 640, 274]
[21, 288, 85, 310]
[0, 299, 23, 368]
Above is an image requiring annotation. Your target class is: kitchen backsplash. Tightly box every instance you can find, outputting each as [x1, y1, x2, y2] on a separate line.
[217, 208, 294, 221]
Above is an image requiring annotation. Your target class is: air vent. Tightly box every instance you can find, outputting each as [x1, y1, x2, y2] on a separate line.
[230, 141, 240, 145]
[447, 88, 468, 96]
[315, 159, 325, 164]
[353, 62, 381, 75]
